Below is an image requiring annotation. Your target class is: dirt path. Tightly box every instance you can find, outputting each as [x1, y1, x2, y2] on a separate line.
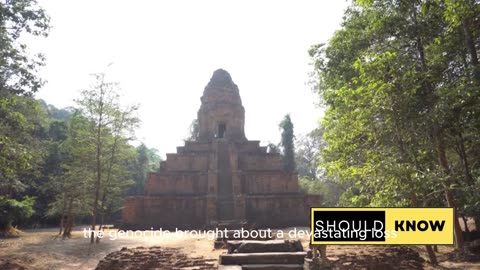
[0, 226, 223, 270]
[0, 227, 479, 270]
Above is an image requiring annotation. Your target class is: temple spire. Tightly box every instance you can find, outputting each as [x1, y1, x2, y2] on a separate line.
[197, 69, 246, 141]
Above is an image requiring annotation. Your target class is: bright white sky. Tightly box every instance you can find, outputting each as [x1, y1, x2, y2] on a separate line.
[30, 0, 349, 157]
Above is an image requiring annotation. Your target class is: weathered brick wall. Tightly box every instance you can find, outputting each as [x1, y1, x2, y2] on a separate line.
[122, 197, 144, 226]
[236, 141, 260, 152]
[123, 194, 320, 229]
[242, 173, 298, 194]
[305, 194, 322, 208]
[239, 154, 283, 171]
[245, 194, 315, 228]
[184, 141, 212, 152]
[145, 172, 208, 195]
[165, 154, 209, 171]
[122, 196, 207, 229]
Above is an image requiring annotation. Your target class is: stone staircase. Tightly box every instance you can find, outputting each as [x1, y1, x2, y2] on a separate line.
[218, 240, 307, 270]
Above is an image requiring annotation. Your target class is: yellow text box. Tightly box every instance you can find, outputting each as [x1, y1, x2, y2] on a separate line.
[310, 207, 454, 245]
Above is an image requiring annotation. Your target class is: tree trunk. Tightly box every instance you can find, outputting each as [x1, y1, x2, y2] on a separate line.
[445, 189, 465, 249]
[425, 245, 437, 265]
[461, 214, 470, 242]
[412, 2, 465, 250]
[62, 215, 73, 238]
[410, 192, 438, 265]
[56, 215, 64, 239]
[462, 18, 479, 81]
[96, 214, 105, 244]
[461, 215, 470, 233]
[90, 85, 105, 244]
[90, 139, 101, 243]
[63, 196, 74, 238]
[96, 111, 126, 244]
[456, 131, 473, 185]
[55, 194, 67, 239]
[434, 125, 464, 249]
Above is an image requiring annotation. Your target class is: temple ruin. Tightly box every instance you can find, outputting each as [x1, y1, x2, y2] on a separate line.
[122, 69, 320, 229]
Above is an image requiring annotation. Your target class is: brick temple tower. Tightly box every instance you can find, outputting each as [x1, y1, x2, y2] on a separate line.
[197, 69, 246, 142]
[122, 69, 320, 229]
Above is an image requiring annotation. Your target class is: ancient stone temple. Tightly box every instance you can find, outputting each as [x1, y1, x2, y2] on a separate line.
[122, 69, 320, 229]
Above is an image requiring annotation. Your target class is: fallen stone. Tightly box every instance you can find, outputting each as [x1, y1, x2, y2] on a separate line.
[218, 266, 242, 270]
[95, 246, 216, 270]
[242, 264, 304, 270]
[229, 240, 303, 253]
[220, 252, 306, 265]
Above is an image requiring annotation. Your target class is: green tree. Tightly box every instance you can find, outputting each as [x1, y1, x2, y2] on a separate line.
[296, 128, 345, 206]
[31, 119, 68, 226]
[0, 0, 50, 234]
[295, 128, 324, 179]
[75, 73, 139, 243]
[0, 196, 35, 236]
[129, 144, 161, 196]
[279, 114, 296, 172]
[0, 0, 50, 96]
[0, 97, 46, 198]
[309, 0, 480, 255]
[48, 112, 93, 238]
[298, 176, 344, 207]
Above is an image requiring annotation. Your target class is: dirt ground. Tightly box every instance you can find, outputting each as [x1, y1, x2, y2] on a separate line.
[0, 226, 223, 270]
[0, 226, 479, 270]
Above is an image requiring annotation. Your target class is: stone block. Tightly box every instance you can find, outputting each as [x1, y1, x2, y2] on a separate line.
[242, 264, 304, 270]
[218, 265, 242, 270]
[228, 240, 303, 253]
[219, 252, 307, 265]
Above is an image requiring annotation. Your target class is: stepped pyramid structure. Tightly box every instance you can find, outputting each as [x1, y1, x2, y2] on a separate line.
[122, 69, 320, 229]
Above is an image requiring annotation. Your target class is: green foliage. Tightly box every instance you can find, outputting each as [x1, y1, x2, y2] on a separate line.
[128, 143, 161, 195]
[0, 0, 51, 230]
[279, 114, 296, 172]
[295, 128, 324, 180]
[0, 0, 50, 95]
[0, 1, 164, 232]
[298, 176, 344, 207]
[0, 95, 46, 198]
[0, 196, 35, 231]
[309, 0, 480, 219]
[295, 127, 347, 206]
[0, 94, 159, 230]
[185, 119, 199, 141]
[47, 112, 94, 218]
[74, 73, 141, 241]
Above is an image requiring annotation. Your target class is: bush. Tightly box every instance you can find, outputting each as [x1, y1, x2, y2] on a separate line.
[0, 196, 35, 234]
[298, 176, 343, 207]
